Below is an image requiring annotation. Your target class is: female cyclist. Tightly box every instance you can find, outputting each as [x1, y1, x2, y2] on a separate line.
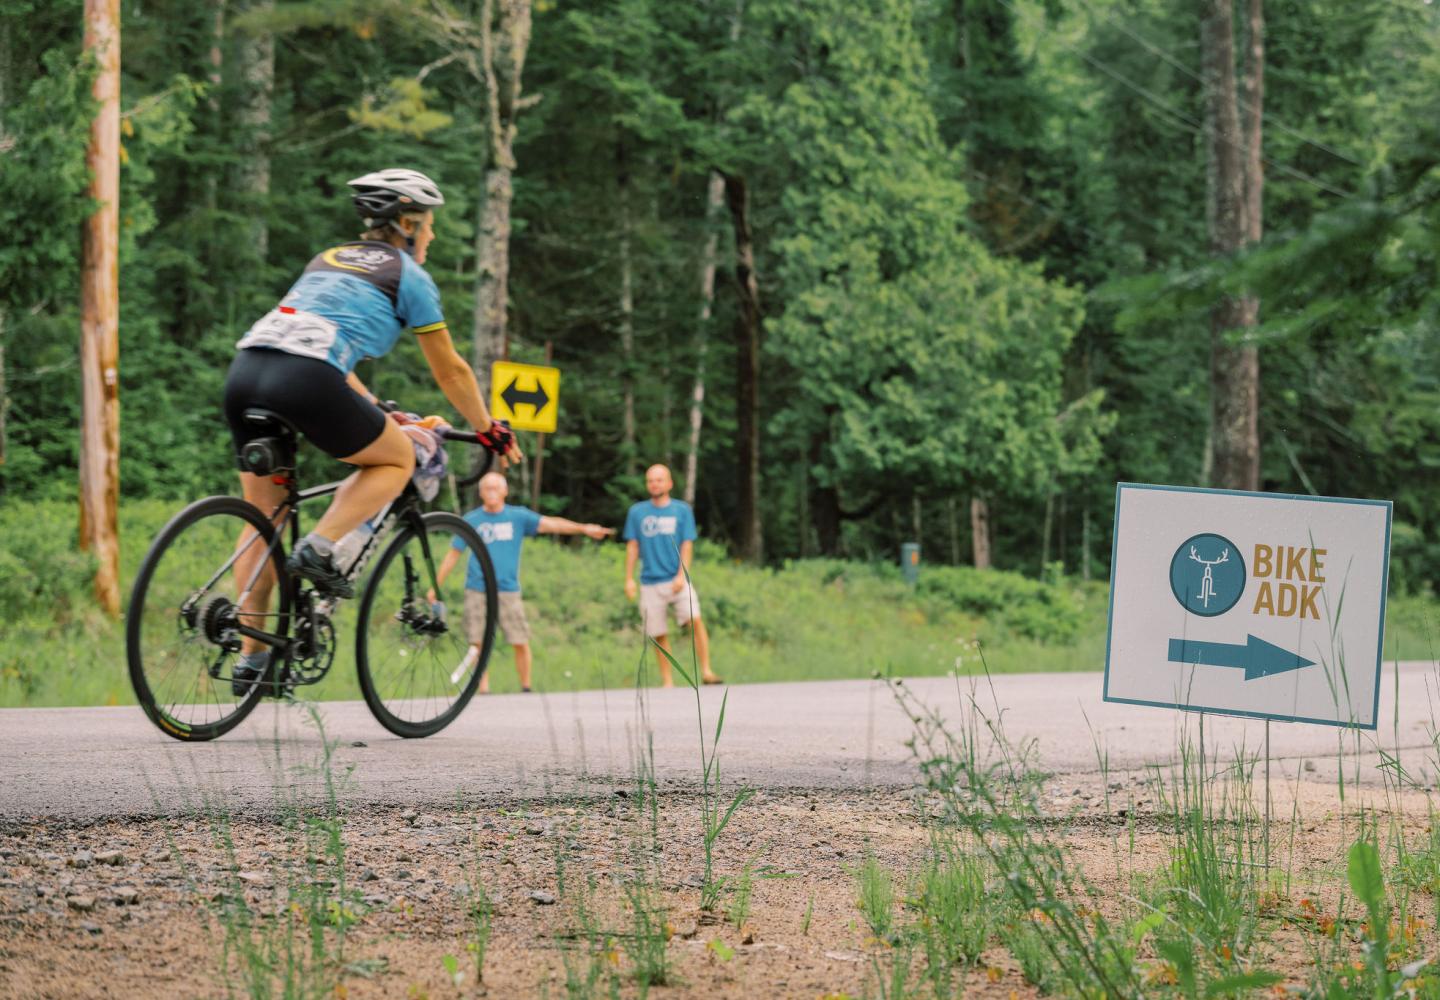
[222, 168, 521, 691]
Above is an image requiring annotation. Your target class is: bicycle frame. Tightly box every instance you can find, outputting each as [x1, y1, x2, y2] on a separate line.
[220, 475, 430, 662]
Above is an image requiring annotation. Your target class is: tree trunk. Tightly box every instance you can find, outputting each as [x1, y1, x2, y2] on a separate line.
[1202, 0, 1260, 491]
[472, 0, 533, 377]
[684, 171, 725, 505]
[80, 0, 122, 617]
[531, 339, 552, 507]
[724, 172, 762, 564]
[234, 0, 274, 260]
[618, 149, 636, 475]
[970, 496, 991, 570]
[1040, 485, 1054, 572]
[1238, 0, 1264, 349]
[948, 497, 960, 565]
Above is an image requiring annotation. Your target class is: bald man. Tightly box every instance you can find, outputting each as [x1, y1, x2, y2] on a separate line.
[623, 464, 722, 687]
[431, 471, 613, 693]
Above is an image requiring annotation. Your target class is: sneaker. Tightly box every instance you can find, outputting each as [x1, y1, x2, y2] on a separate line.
[232, 650, 271, 697]
[286, 538, 354, 598]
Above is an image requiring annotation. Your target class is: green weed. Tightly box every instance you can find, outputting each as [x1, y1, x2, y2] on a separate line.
[856, 856, 896, 940]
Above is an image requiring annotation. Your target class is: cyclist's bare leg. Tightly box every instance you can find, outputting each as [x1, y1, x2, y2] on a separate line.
[313, 418, 416, 541]
[236, 471, 287, 656]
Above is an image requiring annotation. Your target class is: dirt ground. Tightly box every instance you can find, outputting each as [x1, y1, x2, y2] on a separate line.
[1, 770, 1437, 999]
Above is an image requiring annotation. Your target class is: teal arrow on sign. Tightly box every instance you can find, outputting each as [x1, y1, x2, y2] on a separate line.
[1167, 635, 1315, 681]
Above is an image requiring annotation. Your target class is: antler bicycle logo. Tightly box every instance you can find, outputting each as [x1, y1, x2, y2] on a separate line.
[1169, 532, 1247, 617]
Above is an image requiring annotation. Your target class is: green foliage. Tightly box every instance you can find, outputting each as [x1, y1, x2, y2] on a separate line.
[915, 562, 1086, 642]
[6, 0, 1440, 600]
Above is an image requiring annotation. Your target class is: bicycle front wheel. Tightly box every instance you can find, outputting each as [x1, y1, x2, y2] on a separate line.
[355, 511, 497, 738]
[126, 496, 289, 741]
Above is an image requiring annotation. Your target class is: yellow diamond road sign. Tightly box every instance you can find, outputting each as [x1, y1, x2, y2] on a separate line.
[491, 361, 560, 433]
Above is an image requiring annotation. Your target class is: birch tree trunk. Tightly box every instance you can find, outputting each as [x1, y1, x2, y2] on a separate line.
[472, 0, 533, 377]
[235, 0, 274, 259]
[724, 172, 763, 564]
[683, 171, 725, 505]
[1202, 0, 1260, 491]
[80, 0, 122, 616]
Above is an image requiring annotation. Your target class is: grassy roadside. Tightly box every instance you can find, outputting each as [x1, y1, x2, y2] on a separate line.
[2, 498, 1436, 708]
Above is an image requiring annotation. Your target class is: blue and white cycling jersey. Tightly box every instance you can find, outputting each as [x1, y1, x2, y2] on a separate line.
[237, 241, 446, 373]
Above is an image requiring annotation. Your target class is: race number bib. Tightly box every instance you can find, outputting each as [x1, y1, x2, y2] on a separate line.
[237, 308, 340, 361]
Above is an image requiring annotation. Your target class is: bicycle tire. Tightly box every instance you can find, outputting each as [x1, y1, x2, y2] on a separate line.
[355, 510, 497, 738]
[126, 496, 289, 742]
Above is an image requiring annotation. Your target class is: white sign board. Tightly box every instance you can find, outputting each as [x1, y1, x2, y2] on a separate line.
[1104, 483, 1391, 729]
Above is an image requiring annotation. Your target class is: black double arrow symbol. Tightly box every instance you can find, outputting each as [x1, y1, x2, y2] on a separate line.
[500, 377, 551, 415]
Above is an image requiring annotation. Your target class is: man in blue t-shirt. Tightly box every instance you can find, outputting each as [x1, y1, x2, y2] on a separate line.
[622, 464, 723, 688]
[431, 472, 613, 692]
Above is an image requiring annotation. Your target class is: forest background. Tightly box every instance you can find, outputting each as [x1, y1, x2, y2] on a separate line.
[3, 0, 1440, 703]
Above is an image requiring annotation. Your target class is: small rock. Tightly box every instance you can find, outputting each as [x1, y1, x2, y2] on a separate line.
[394, 870, 413, 882]
[79, 921, 103, 935]
[144, 849, 169, 863]
[524, 824, 545, 836]
[741, 929, 755, 945]
[396, 852, 414, 863]
[677, 921, 698, 939]
[351, 741, 367, 748]
[67, 894, 97, 912]
[94, 850, 124, 867]
[67, 852, 93, 869]
[400, 809, 419, 825]
[1303, 760, 1316, 773]
[237, 871, 267, 886]
[416, 814, 441, 828]
[113, 887, 140, 906]
[361, 893, 390, 907]
[528, 890, 556, 905]
[359, 868, 379, 883]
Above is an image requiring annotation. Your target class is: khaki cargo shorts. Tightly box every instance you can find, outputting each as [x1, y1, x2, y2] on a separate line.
[639, 582, 701, 638]
[465, 589, 531, 646]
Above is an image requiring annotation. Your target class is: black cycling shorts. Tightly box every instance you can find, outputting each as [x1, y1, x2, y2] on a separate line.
[223, 348, 387, 465]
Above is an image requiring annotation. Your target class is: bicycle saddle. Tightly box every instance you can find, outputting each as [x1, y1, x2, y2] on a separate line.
[242, 407, 300, 438]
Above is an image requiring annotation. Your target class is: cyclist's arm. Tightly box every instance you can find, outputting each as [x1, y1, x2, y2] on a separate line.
[414, 324, 495, 432]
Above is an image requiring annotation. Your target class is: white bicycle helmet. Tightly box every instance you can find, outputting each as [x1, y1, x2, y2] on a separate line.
[347, 168, 445, 225]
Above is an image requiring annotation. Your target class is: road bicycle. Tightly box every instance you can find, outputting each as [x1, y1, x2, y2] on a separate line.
[125, 405, 498, 742]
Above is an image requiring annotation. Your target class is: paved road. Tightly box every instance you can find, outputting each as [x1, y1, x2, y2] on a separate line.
[3, 665, 1439, 822]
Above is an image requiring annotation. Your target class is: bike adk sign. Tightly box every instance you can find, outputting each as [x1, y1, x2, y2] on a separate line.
[1104, 483, 1392, 729]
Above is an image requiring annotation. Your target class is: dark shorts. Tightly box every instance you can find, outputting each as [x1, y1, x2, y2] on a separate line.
[223, 348, 387, 464]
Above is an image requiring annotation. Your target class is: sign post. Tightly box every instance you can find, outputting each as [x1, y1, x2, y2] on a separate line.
[1105, 483, 1391, 730]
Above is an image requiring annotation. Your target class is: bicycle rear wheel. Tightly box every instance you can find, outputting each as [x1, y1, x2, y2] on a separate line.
[126, 496, 289, 741]
[355, 511, 496, 738]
